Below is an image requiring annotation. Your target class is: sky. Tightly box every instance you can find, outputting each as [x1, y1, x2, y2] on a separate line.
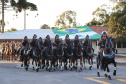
[1, 0, 113, 31]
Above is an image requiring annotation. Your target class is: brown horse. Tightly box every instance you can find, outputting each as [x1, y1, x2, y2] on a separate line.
[22, 42, 30, 71]
[83, 40, 94, 70]
[56, 43, 64, 71]
[73, 41, 83, 72]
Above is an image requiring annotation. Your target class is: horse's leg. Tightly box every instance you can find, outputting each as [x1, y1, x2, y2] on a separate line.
[113, 59, 117, 76]
[80, 57, 82, 71]
[61, 58, 63, 71]
[88, 57, 91, 70]
[104, 64, 107, 77]
[70, 57, 73, 71]
[32, 59, 35, 70]
[106, 64, 111, 80]
[97, 57, 100, 77]
[24, 56, 28, 71]
[91, 56, 93, 67]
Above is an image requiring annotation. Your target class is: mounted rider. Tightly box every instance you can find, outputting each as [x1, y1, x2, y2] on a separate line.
[83, 35, 92, 58]
[98, 31, 109, 60]
[73, 35, 80, 55]
[53, 34, 61, 56]
[64, 34, 71, 50]
[29, 34, 37, 58]
[38, 37, 43, 51]
[21, 36, 29, 57]
[42, 35, 51, 68]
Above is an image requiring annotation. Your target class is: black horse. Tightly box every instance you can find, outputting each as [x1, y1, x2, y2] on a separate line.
[97, 37, 117, 80]
[64, 41, 74, 71]
[44, 42, 54, 71]
[32, 40, 41, 72]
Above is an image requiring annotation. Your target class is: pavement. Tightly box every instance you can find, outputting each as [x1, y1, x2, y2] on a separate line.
[0, 55, 126, 84]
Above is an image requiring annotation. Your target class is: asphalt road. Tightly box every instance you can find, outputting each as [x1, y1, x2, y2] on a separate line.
[0, 57, 126, 84]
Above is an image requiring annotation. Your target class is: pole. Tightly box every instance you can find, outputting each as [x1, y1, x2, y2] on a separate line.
[2, 0, 4, 33]
[24, 10, 26, 29]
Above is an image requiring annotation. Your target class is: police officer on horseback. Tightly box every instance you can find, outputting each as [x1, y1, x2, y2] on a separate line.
[20, 36, 29, 60]
[98, 31, 108, 60]
[64, 34, 71, 48]
[73, 35, 80, 55]
[29, 34, 37, 58]
[38, 37, 43, 51]
[53, 34, 61, 56]
[83, 35, 90, 58]
[42, 35, 51, 68]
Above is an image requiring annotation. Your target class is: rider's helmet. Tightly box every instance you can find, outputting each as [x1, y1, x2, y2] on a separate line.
[33, 34, 37, 37]
[24, 36, 27, 39]
[101, 31, 107, 37]
[39, 37, 42, 39]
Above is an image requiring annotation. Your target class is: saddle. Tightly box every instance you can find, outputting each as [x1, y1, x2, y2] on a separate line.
[102, 51, 115, 59]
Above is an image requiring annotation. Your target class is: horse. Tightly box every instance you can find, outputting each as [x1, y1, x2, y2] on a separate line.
[73, 41, 83, 72]
[32, 40, 41, 72]
[44, 42, 54, 71]
[97, 37, 117, 80]
[20, 42, 30, 71]
[83, 40, 94, 70]
[55, 43, 64, 71]
[64, 41, 74, 71]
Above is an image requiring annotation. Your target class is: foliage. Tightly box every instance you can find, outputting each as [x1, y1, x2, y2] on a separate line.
[40, 24, 50, 29]
[5, 28, 17, 33]
[108, 2, 126, 37]
[55, 10, 77, 28]
[11, 0, 37, 12]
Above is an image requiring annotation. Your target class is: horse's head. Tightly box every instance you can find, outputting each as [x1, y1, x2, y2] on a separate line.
[87, 40, 92, 53]
[48, 41, 53, 55]
[34, 40, 41, 55]
[77, 41, 82, 54]
[104, 37, 112, 54]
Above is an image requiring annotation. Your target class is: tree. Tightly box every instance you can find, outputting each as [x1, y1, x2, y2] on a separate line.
[108, 2, 126, 37]
[11, 0, 37, 29]
[5, 28, 17, 33]
[55, 10, 77, 28]
[86, 4, 111, 26]
[40, 24, 50, 29]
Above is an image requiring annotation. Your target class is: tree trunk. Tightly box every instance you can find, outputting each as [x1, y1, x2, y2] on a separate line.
[2, 0, 4, 33]
[24, 9, 26, 29]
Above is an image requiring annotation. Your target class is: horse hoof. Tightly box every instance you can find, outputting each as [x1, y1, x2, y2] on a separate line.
[108, 76, 111, 80]
[89, 67, 91, 70]
[80, 68, 82, 70]
[97, 72, 100, 77]
[71, 68, 72, 71]
[36, 69, 38, 72]
[33, 67, 35, 71]
[113, 70, 116, 76]
[25, 68, 28, 71]
[21, 64, 23, 67]
[105, 74, 107, 77]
